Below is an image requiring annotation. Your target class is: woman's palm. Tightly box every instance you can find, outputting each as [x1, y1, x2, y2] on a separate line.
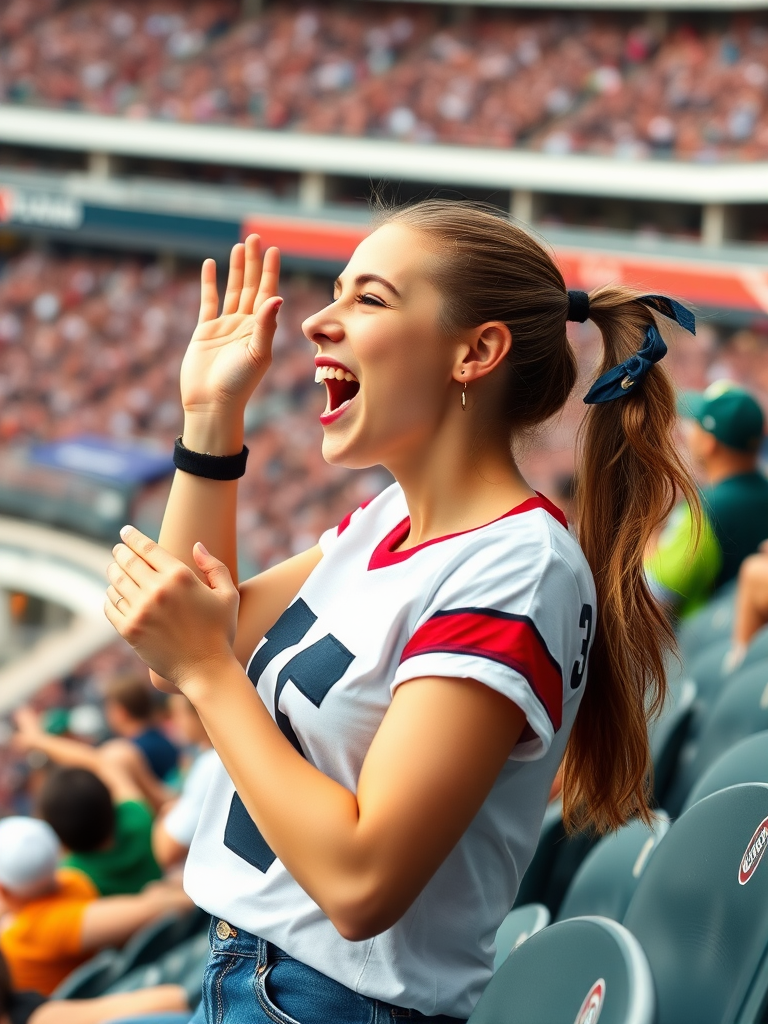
[181, 237, 282, 411]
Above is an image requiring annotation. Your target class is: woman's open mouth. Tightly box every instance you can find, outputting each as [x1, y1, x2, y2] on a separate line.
[316, 364, 360, 424]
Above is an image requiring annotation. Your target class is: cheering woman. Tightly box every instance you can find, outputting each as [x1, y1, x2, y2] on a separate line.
[105, 201, 697, 1023]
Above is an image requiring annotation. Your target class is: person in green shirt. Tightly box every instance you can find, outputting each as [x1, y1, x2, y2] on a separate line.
[646, 380, 768, 618]
[12, 708, 163, 896]
[37, 768, 162, 897]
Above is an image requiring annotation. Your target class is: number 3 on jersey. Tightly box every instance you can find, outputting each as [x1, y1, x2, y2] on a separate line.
[570, 603, 593, 690]
[224, 599, 355, 872]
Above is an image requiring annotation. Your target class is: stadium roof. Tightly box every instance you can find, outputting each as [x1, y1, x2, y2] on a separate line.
[1, 106, 766, 206]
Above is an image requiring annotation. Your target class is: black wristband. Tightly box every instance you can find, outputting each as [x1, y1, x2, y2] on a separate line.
[173, 435, 249, 480]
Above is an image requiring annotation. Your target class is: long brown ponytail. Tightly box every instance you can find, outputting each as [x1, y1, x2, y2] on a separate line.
[565, 287, 699, 832]
[376, 199, 699, 834]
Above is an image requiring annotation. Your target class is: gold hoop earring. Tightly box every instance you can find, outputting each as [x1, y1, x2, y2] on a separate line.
[461, 382, 467, 411]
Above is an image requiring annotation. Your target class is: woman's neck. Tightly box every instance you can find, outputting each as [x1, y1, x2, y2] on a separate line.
[387, 430, 534, 551]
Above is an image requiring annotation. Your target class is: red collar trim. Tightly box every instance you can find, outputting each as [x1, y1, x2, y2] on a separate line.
[368, 493, 568, 571]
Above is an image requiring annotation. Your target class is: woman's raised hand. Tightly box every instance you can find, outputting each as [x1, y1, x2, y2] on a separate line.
[180, 234, 282, 416]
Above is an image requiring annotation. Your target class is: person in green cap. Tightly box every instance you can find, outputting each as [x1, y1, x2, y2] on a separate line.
[646, 379, 768, 618]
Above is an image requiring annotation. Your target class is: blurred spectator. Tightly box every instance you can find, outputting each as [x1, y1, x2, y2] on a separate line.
[0, 817, 191, 995]
[152, 695, 220, 871]
[1, 2, 767, 160]
[102, 676, 178, 783]
[39, 768, 161, 897]
[728, 541, 768, 669]
[646, 381, 768, 618]
[13, 707, 162, 895]
[0, 943, 189, 1024]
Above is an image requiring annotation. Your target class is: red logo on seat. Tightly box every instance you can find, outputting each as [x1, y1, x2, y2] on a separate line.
[574, 978, 605, 1024]
[739, 817, 768, 885]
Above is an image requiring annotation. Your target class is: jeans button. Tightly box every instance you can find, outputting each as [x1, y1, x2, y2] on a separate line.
[216, 920, 237, 940]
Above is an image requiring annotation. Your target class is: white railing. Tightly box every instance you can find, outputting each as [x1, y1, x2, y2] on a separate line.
[1, 105, 767, 205]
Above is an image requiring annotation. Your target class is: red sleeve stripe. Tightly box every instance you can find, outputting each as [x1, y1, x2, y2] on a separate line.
[337, 497, 375, 536]
[400, 609, 563, 731]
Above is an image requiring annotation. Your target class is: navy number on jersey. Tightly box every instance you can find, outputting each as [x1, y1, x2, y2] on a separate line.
[224, 599, 355, 872]
[570, 603, 593, 690]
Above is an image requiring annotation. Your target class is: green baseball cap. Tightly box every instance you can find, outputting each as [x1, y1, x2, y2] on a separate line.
[678, 380, 764, 454]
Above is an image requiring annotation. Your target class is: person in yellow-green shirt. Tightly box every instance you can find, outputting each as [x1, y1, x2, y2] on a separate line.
[646, 381, 768, 618]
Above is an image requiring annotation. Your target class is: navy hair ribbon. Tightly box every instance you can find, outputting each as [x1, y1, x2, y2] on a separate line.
[583, 294, 696, 406]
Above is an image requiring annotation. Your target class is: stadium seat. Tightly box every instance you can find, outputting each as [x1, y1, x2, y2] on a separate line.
[556, 815, 670, 924]
[663, 662, 768, 816]
[623, 783, 768, 1024]
[468, 917, 654, 1024]
[107, 931, 210, 1009]
[513, 799, 565, 909]
[648, 678, 697, 806]
[493, 903, 550, 971]
[681, 732, 768, 814]
[684, 626, 768, 710]
[677, 580, 738, 662]
[117, 909, 207, 976]
[50, 949, 122, 1000]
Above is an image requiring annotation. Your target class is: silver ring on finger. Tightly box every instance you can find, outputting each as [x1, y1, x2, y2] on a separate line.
[115, 595, 126, 610]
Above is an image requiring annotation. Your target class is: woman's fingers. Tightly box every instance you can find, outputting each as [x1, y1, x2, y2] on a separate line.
[106, 560, 141, 601]
[106, 584, 129, 613]
[254, 246, 281, 312]
[118, 526, 187, 576]
[111, 541, 157, 586]
[221, 242, 246, 316]
[197, 258, 219, 324]
[238, 234, 263, 314]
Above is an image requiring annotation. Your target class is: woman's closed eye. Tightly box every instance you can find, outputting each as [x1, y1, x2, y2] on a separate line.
[357, 293, 387, 307]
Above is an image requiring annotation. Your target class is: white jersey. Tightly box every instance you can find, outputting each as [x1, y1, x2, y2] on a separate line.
[185, 483, 596, 1018]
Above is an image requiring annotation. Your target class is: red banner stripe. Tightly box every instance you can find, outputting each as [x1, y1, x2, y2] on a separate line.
[401, 611, 562, 731]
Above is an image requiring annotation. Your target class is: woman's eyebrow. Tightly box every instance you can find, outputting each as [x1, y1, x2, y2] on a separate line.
[333, 274, 402, 299]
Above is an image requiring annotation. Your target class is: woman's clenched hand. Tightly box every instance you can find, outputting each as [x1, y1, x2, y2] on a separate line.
[104, 526, 240, 689]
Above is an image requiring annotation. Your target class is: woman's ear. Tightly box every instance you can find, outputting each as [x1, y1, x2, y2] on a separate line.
[454, 322, 512, 382]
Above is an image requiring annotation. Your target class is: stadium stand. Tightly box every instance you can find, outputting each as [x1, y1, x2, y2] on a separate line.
[1, 2, 768, 1020]
[2, 2, 768, 164]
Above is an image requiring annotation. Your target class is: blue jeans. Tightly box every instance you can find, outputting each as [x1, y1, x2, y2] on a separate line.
[193, 918, 466, 1024]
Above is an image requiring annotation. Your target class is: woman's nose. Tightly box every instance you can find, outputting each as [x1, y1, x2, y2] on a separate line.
[302, 307, 345, 346]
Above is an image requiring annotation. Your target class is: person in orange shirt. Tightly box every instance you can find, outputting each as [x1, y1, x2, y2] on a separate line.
[0, 818, 192, 996]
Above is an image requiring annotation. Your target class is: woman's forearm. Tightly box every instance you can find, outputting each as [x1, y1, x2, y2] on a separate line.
[158, 409, 243, 583]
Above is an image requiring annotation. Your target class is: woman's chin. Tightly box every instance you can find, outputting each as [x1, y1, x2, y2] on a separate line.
[321, 432, 376, 471]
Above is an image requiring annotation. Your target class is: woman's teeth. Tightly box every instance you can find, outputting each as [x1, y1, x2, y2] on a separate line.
[315, 366, 358, 384]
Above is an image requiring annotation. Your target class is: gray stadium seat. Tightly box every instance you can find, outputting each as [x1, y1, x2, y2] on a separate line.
[469, 917, 655, 1024]
[624, 783, 768, 1024]
[649, 678, 697, 806]
[118, 908, 207, 976]
[556, 815, 670, 923]
[513, 799, 565, 909]
[684, 626, 768, 710]
[681, 732, 768, 814]
[493, 903, 550, 971]
[50, 949, 122, 1000]
[677, 580, 737, 661]
[663, 661, 768, 815]
[107, 930, 210, 1007]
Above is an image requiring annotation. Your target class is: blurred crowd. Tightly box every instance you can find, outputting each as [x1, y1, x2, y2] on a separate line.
[1, 1, 768, 160]
[0, 660, 211, 1019]
[0, 247, 382, 572]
